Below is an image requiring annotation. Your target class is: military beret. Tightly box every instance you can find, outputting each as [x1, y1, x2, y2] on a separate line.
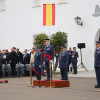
[73, 47, 76, 49]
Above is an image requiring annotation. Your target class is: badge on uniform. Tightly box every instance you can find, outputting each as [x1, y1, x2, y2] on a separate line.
[47, 48, 50, 51]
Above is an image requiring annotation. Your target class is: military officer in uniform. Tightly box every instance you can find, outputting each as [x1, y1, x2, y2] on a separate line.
[59, 46, 69, 80]
[67, 47, 73, 72]
[44, 38, 54, 81]
[94, 41, 100, 88]
[72, 47, 79, 74]
[34, 46, 43, 80]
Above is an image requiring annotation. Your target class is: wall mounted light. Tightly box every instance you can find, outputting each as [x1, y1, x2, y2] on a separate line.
[74, 16, 83, 26]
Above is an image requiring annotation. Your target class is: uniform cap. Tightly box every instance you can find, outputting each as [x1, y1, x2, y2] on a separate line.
[44, 38, 50, 41]
[61, 46, 66, 49]
[36, 45, 42, 49]
[96, 41, 100, 44]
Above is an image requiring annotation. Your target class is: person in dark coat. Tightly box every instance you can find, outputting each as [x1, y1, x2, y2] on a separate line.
[72, 47, 79, 74]
[67, 47, 73, 72]
[94, 41, 100, 88]
[16, 48, 23, 64]
[2, 49, 7, 65]
[44, 39, 54, 81]
[5, 49, 10, 64]
[0, 50, 3, 78]
[59, 46, 69, 80]
[23, 49, 30, 76]
[9, 47, 18, 77]
[23, 49, 30, 64]
[34, 46, 43, 80]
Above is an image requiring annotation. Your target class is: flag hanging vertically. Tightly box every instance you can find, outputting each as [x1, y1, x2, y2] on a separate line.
[43, 4, 55, 26]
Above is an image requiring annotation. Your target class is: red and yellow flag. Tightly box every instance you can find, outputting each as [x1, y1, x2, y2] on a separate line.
[43, 4, 55, 26]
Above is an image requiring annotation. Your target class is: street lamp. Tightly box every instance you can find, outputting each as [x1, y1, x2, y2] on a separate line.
[74, 16, 83, 26]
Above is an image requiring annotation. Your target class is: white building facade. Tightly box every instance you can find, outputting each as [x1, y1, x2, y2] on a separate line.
[0, 0, 100, 70]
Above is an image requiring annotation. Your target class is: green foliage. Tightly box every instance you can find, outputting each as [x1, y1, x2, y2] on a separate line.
[34, 33, 48, 49]
[33, 32, 68, 54]
[51, 31, 68, 54]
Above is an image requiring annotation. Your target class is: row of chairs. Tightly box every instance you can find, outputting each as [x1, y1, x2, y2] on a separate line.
[1, 63, 45, 78]
[1, 64, 32, 77]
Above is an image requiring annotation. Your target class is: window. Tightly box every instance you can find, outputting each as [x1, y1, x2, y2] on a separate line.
[58, 0, 67, 4]
[32, 0, 41, 8]
[0, 0, 5, 11]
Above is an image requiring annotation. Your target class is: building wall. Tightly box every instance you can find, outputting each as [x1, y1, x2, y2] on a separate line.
[0, 0, 100, 70]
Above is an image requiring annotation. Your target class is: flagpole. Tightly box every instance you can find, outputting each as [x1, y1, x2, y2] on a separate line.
[49, 25, 50, 37]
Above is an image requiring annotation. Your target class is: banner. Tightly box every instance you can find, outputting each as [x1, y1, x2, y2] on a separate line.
[43, 4, 55, 26]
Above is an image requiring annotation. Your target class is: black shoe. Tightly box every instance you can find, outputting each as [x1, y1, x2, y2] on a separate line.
[73, 73, 77, 74]
[94, 84, 98, 87]
[94, 85, 100, 88]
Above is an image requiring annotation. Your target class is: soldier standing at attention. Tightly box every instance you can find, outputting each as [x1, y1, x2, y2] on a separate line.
[94, 41, 100, 88]
[59, 46, 69, 80]
[72, 47, 79, 74]
[67, 47, 73, 72]
[44, 39, 54, 81]
[34, 46, 43, 80]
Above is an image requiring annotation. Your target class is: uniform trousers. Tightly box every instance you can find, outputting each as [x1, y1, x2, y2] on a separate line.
[95, 67, 100, 86]
[35, 66, 41, 80]
[60, 68, 68, 80]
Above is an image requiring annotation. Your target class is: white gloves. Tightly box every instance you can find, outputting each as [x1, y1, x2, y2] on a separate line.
[50, 60, 53, 63]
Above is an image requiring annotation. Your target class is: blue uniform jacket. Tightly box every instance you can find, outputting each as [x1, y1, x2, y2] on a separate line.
[59, 51, 69, 68]
[94, 48, 100, 68]
[34, 51, 43, 66]
[44, 44, 54, 62]
[72, 51, 79, 62]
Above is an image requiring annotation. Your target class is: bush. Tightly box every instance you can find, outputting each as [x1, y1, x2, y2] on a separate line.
[33, 33, 48, 50]
[51, 31, 68, 55]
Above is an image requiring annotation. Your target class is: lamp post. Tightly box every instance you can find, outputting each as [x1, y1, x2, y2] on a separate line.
[74, 16, 83, 26]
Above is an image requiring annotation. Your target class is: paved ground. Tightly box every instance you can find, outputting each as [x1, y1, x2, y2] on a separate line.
[68, 70, 96, 78]
[0, 71, 100, 100]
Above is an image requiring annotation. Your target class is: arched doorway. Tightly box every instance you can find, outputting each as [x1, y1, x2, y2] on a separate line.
[95, 29, 100, 42]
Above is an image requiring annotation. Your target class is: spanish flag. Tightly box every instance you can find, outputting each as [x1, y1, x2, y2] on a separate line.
[43, 4, 55, 26]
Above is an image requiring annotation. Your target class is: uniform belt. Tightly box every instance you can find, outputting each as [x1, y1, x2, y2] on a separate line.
[44, 55, 52, 60]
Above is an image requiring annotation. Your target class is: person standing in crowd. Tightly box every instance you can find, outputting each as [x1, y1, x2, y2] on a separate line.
[34, 46, 43, 80]
[0, 50, 3, 78]
[23, 49, 30, 76]
[9, 47, 18, 77]
[16, 48, 23, 64]
[30, 48, 36, 64]
[59, 46, 69, 80]
[5, 49, 10, 64]
[30, 48, 36, 76]
[44, 38, 54, 81]
[23, 49, 30, 65]
[2, 49, 7, 65]
[72, 47, 79, 74]
[67, 47, 73, 72]
[94, 41, 100, 88]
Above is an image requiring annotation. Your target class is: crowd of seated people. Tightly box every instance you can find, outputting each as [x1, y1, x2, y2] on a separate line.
[0, 47, 44, 78]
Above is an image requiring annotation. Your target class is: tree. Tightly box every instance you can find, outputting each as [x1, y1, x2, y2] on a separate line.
[51, 31, 68, 71]
[33, 33, 48, 49]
